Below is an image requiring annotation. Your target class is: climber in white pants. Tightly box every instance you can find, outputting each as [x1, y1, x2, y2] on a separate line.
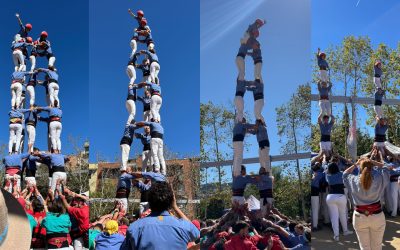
[37, 67, 60, 107]
[254, 120, 270, 173]
[317, 48, 329, 82]
[8, 109, 24, 154]
[234, 79, 248, 122]
[38, 152, 69, 192]
[20, 107, 38, 153]
[137, 91, 152, 122]
[3, 153, 29, 193]
[119, 123, 138, 170]
[256, 167, 274, 216]
[232, 118, 256, 177]
[126, 84, 139, 125]
[26, 73, 40, 107]
[139, 81, 162, 121]
[11, 71, 31, 109]
[140, 49, 160, 84]
[246, 80, 265, 122]
[135, 126, 152, 172]
[30, 31, 56, 72]
[374, 60, 382, 89]
[38, 105, 62, 152]
[136, 121, 165, 175]
[374, 88, 384, 119]
[317, 81, 332, 117]
[11, 37, 32, 72]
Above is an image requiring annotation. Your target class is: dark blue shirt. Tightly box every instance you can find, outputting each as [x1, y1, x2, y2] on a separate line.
[95, 232, 125, 250]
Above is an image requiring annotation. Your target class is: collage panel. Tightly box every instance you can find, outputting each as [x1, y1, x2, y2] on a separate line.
[311, 0, 400, 249]
[88, 0, 201, 249]
[0, 0, 89, 249]
[200, 0, 312, 249]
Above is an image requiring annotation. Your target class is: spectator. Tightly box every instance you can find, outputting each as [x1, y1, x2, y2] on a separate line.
[94, 220, 125, 250]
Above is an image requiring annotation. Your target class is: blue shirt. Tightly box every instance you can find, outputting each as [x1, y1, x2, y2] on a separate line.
[257, 175, 272, 190]
[233, 123, 254, 138]
[117, 173, 134, 190]
[12, 71, 31, 81]
[3, 153, 30, 168]
[40, 68, 59, 81]
[128, 85, 138, 98]
[326, 172, 343, 185]
[40, 153, 67, 168]
[137, 96, 151, 111]
[11, 41, 30, 50]
[9, 109, 24, 119]
[142, 122, 164, 135]
[26, 155, 40, 170]
[135, 133, 151, 146]
[141, 172, 166, 182]
[123, 124, 138, 139]
[120, 211, 199, 250]
[95, 232, 125, 250]
[343, 167, 390, 205]
[137, 64, 150, 76]
[318, 83, 332, 97]
[42, 107, 62, 118]
[375, 123, 388, 136]
[142, 50, 158, 63]
[21, 109, 38, 125]
[319, 121, 334, 135]
[135, 181, 151, 192]
[317, 56, 329, 68]
[374, 65, 382, 77]
[311, 169, 325, 188]
[256, 124, 269, 142]
[144, 82, 161, 95]
[375, 89, 384, 102]
[232, 175, 256, 190]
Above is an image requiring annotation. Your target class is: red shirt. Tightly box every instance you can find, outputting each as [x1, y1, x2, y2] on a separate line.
[250, 234, 283, 250]
[118, 224, 128, 236]
[224, 235, 257, 250]
[31, 211, 47, 248]
[68, 205, 89, 235]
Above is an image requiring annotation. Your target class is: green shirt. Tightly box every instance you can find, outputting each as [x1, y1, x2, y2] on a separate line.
[27, 213, 37, 233]
[41, 212, 71, 234]
[89, 229, 101, 250]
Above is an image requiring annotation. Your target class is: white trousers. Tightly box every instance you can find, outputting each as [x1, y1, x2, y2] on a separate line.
[353, 211, 385, 250]
[12, 50, 25, 71]
[374, 105, 383, 119]
[150, 95, 162, 121]
[48, 57, 56, 67]
[259, 147, 270, 172]
[260, 198, 273, 216]
[4, 174, 21, 193]
[254, 99, 264, 122]
[320, 69, 328, 82]
[126, 65, 136, 85]
[9, 123, 22, 153]
[320, 141, 332, 152]
[26, 85, 35, 106]
[73, 237, 87, 250]
[26, 124, 36, 145]
[235, 56, 245, 80]
[374, 77, 382, 89]
[321, 192, 330, 223]
[29, 55, 36, 72]
[150, 138, 165, 175]
[48, 82, 60, 107]
[51, 171, 67, 192]
[233, 141, 244, 177]
[326, 194, 349, 237]
[389, 182, 399, 216]
[130, 39, 137, 59]
[125, 100, 136, 125]
[311, 195, 320, 228]
[142, 150, 151, 172]
[254, 62, 262, 81]
[11, 82, 23, 108]
[120, 144, 131, 171]
[143, 110, 151, 122]
[150, 62, 160, 83]
[234, 96, 244, 122]
[49, 121, 62, 151]
[319, 100, 331, 117]
[25, 176, 37, 187]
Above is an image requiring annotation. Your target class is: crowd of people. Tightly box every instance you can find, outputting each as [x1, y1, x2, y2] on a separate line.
[1, 13, 90, 249]
[311, 49, 400, 249]
[88, 8, 201, 250]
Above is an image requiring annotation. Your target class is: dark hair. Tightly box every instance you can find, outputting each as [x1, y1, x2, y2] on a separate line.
[241, 165, 246, 171]
[311, 162, 321, 172]
[94, 223, 103, 231]
[288, 222, 297, 232]
[120, 217, 129, 226]
[48, 199, 66, 215]
[32, 198, 44, 213]
[323, 115, 329, 119]
[327, 163, 339, 174]
[148, 181, 174, 213]
[232, 221, 248, 234]
[33, 147, 40, 152]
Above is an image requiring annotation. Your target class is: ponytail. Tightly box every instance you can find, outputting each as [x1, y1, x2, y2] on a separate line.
[360, 161, 373, 190]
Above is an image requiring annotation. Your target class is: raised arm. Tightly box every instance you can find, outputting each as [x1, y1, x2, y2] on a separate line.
[128, 9, 136, 18]
[16, 13, 23, 27]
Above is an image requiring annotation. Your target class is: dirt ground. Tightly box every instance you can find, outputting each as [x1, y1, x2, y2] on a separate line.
[311, 216, 400, 249]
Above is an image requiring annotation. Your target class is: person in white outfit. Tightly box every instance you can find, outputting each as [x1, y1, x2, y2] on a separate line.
[11, 71, 31, 109]
[8, 109, 24, 154]
[138, 81, 162, 122]
[317, 48, 329, 82]
[11, 37, 33, 72]
[374, 60, 383, 89]
[344, 158, 391, 250]
[232, 118, 256, 177]
[38, 152, 70, 192]
[119, 123, 138, 171]
[137, 91, 152, 122]
[126, 84, 139, 125]
[30, 31, 56, 72]
[135, 126, 152, 172]
[140, 49, 160, 84]
[36, 67, 60, 108]
[311, 162, 324, 231]
[325, 162, 353, 241]
[317, 80, 332, 117]
[38, 104, 62, 152]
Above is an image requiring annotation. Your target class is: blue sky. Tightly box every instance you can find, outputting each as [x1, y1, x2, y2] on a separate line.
[201, 0, 312, 179]
[89, 0, 199, 162]
[0, 1, 88, 156]
[312, 0, 400, 139]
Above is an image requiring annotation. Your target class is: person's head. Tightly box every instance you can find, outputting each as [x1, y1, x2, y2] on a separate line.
[303, 228, 311, 243]
[360, 160, 374, 190]
[241, 117, 247, 124]
[31, 198, 44, 213]
[53, 100, 59, 108]
[140, 18, 147, 27]
[145, 90, 151, 97]
[241, 165, 246, 176]
[25, 36, 33, 43]
[322, 115, 330, 124]
[294, 224, 304, 235]
[148, 181, 174, 213]
[119, 217, 129, 226]
[311, 162, 321, 172]
[73, 197, 86, 208]
[379, 117, 386, 126]
[288, 222, 297, 232]
[319, 52, 326, 59]
[142, 59, 150, 65]
[47, 198, 66, 214]
[104, 220, 119, 235]
[25, 23, 32, 31]
[93, 223, 103, 231]
[259, 167, 267, 175]
[32, 147, 40, 155]
[144, 126, 150, 134]
[232, 221, 249, 236]
[321, 80, 328, 87]
[40, 31, 48, 39]
[375, 61, 382, 68]
[327, 162, 339, 174]
[137, 10, 144, 18]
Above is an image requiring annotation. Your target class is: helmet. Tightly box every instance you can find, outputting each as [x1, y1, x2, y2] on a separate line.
[140, 18, 147, 26]
[26, 37, 33, 43]
[25, 23, 32, 30]
[137, 10, 144, 17]
[40, 31, 48, 38]
[319, 52, 326, 58]
[255, 19, 265, 26]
